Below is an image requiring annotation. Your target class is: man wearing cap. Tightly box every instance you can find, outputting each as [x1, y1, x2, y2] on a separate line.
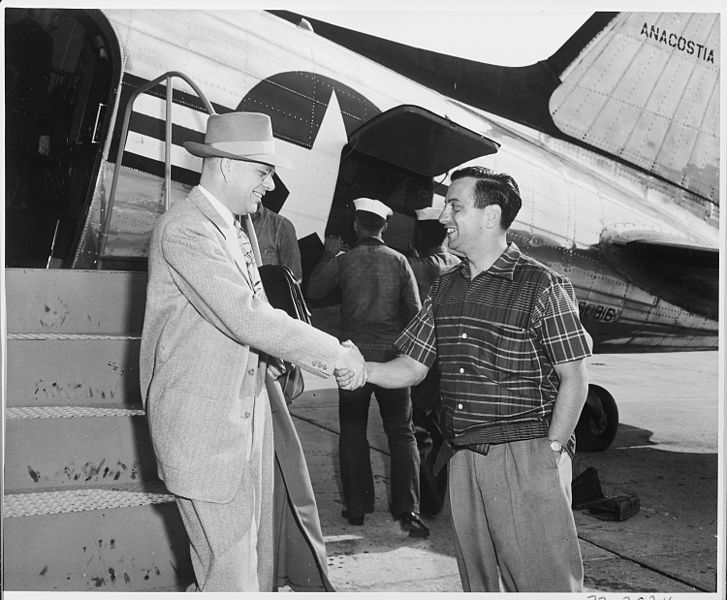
[307, 198, 429, 537]
[140, 111, 366, 592]
[407, 206, 462, 303]
[338, 167, 591, 592]
[406, 207, 461, 517]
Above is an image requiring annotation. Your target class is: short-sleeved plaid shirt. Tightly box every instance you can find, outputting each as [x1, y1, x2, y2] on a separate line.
[395, 243, 592, 445]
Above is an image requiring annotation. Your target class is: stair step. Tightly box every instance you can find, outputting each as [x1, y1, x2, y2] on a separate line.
[5, 407, 156, 491]
[6, 268, 147, 334]
[3, 480, 175, 515]
[6, 405, 145, 419]
[6, 337, 141, 407]
[4, 482, 173, 518]
[3, 484, 192, 591]
[2, 268, 190, 592]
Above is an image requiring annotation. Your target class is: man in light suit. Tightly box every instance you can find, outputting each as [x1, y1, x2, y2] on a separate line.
[139, 111, 365, 592]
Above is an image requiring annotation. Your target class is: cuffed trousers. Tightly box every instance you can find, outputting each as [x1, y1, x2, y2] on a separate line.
[448, 437, 583, 592]
[176, 481, 261, 592]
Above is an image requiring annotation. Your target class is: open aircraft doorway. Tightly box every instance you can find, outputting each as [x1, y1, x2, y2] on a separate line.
[302, 104, 498, 309]
[5, 8, 118, 268]
[309, 104, 499, 288]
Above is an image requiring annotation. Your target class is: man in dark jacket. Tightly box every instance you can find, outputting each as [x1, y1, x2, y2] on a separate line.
[308, 198, 429, 537]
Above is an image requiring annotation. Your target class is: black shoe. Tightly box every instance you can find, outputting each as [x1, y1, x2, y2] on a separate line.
[341, 509, 364, 526]
[398, 512, 430, 538]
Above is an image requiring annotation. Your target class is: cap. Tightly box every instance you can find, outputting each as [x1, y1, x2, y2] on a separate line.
[353, 198, 393, 220]
[415, 207, 443, 221]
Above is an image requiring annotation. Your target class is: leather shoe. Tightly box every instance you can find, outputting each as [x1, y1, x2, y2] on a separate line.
[398, 512, 430, 538]
[341, 509, 364, 526]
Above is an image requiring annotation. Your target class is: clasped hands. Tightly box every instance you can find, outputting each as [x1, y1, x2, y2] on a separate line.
[335, 340, 367, 390]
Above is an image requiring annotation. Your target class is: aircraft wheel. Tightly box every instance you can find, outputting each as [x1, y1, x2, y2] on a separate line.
[575, 384, 619, 452]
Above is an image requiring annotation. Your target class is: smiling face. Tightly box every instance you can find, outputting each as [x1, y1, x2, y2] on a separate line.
[439, 176, 495, 257]
[222, 159, 275, 216]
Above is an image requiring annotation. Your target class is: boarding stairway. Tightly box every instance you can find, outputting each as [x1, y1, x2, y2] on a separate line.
[3, 268, 193, 591]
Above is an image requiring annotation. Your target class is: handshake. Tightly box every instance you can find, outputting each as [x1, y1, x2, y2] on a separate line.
[334, 340, 367, 390]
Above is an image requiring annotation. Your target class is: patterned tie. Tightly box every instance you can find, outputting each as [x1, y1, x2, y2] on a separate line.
[234, 216, 264, 299]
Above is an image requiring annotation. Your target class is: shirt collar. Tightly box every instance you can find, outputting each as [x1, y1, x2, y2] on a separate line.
[355, 236, 385, 247]
[198, 185, 235, 229]
[458, 242, 521, 281]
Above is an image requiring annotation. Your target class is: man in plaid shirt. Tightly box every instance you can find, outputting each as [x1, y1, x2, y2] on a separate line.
[337, 166, 592, 592]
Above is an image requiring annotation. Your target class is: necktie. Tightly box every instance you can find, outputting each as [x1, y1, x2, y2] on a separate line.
[234, 216, 264, 299]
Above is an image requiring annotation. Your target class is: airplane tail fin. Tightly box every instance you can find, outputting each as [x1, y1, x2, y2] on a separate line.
[550, 13, 720, 204]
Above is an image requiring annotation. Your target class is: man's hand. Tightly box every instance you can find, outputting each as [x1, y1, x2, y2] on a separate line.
[335, 340, 366, 390]
[266, 356, 287, 379]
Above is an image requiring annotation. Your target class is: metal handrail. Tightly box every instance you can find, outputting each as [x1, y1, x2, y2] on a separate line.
[97, 71, 215, 267]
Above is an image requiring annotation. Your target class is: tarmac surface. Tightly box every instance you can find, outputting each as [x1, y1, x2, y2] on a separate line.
[6, 352, 719, 600]
[289, 350, 722, 595]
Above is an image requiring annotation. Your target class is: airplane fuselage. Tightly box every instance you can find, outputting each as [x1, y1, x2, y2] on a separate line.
[9, 8, 720, 353]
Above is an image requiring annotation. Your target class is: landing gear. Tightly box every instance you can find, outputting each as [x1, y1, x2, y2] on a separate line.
[575, 384, 619, 452]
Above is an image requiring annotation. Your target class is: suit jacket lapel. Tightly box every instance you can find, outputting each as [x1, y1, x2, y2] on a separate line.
[189, 187, 255, 290]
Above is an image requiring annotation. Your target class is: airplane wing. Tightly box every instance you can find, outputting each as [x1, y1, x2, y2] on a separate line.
[600, 232, 719, 321]
[270, 11, 720, 206]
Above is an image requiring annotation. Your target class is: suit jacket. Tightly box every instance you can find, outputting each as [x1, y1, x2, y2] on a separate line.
[140, 187, 341, 501]
[140, 187, 342, 589]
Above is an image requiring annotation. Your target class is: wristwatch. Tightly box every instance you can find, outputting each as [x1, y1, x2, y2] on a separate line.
[549, 439, 564, 453]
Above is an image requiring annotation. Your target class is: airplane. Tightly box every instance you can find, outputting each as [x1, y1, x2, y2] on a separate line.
[2, 8, 720, 591]
[266, 9, 722, 449]
[275, 10, 721, 207]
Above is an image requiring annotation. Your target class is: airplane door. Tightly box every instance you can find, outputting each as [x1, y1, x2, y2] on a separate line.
[4, 8, 119, 268]
[326, 105, 500, 251]
[303, 104, 499, 307]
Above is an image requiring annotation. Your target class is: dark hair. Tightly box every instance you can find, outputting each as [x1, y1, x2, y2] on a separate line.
[450, 166, 522, 229]
[354, 210, 386, 234]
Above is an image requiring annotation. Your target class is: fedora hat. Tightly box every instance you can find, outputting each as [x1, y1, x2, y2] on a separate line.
[183, 112, 293, 168]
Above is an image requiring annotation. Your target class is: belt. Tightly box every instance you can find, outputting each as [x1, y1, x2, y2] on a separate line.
[431, 419, 559, 475]
[434, 438, 501, 476]
[433, 435, 576, 475]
